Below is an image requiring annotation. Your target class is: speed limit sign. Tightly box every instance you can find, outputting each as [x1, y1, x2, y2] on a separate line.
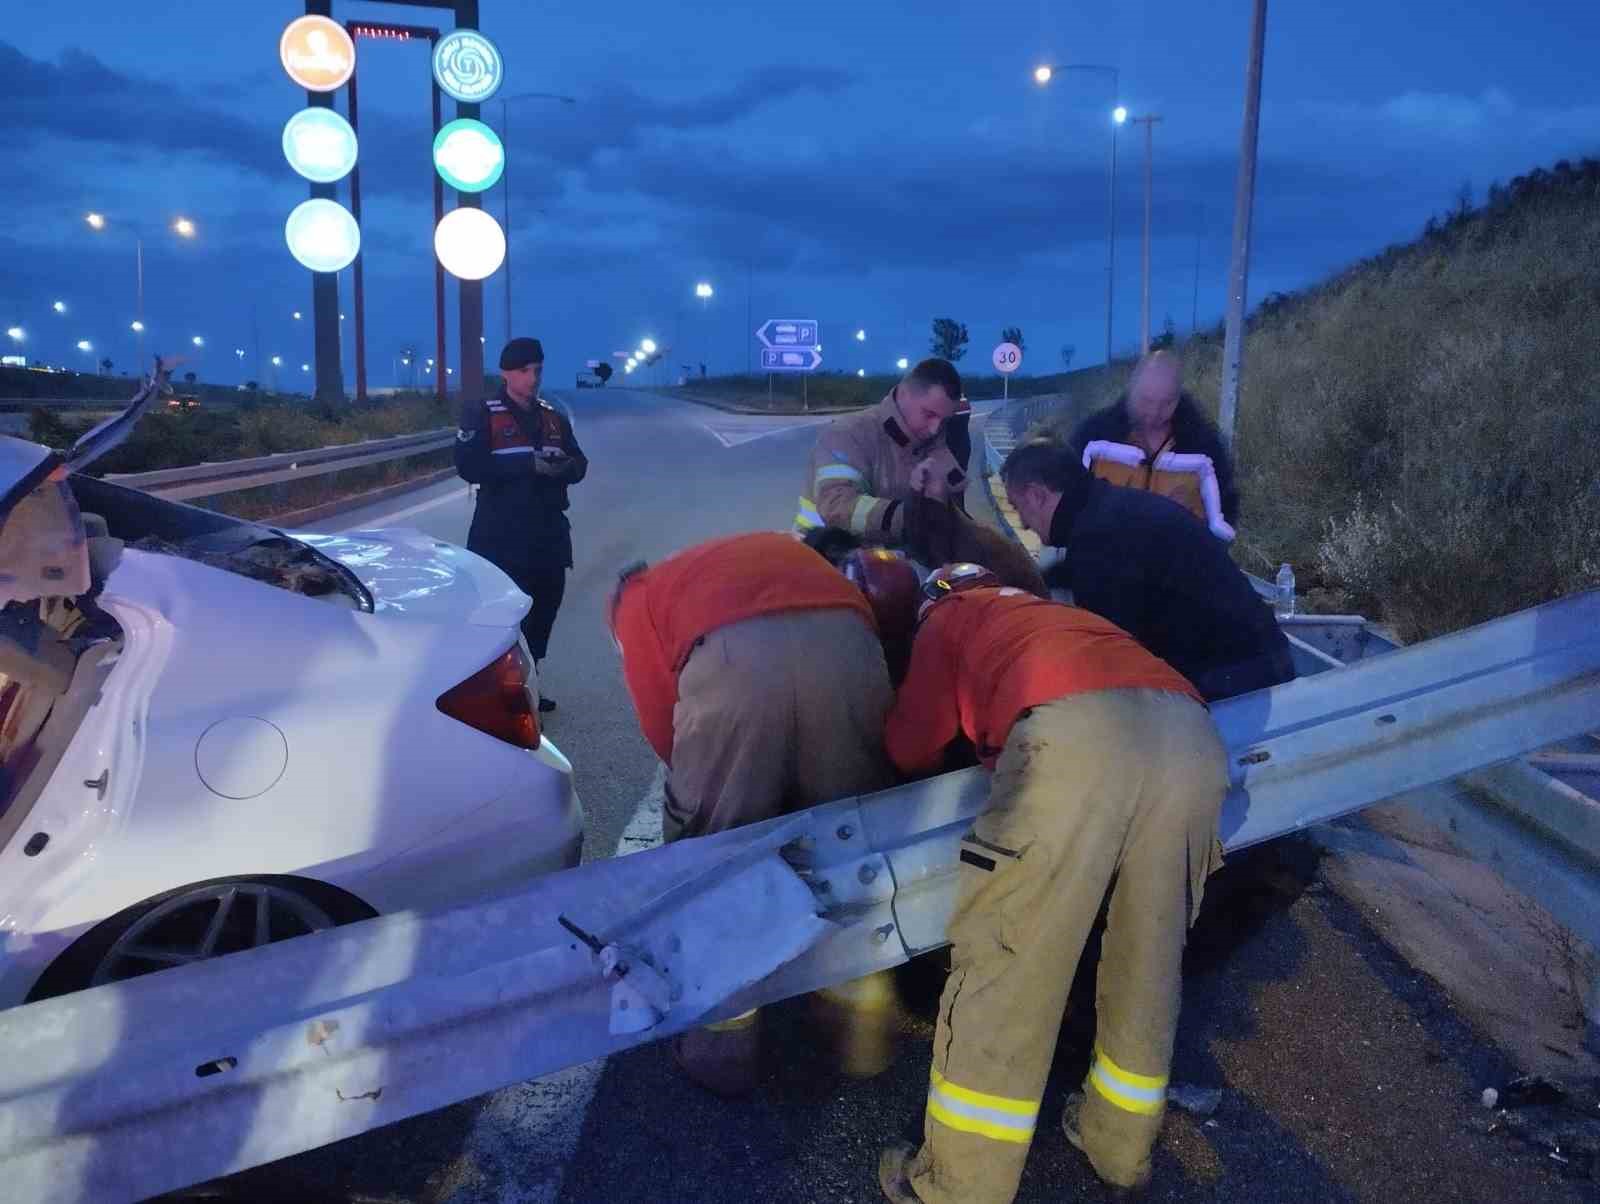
[992, 342, 1022, 374]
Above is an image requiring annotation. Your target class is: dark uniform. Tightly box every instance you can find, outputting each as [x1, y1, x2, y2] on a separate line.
[455, 338, 587, 676]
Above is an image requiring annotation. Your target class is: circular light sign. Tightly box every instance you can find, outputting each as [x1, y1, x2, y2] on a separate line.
[280, 16, 356, 93]
[434, 207, 506, 280]
[282, 107, 359, 184]
[432, 30, 504, 104]
[432, 118, 504, 193]
[285, 199, 361, 273]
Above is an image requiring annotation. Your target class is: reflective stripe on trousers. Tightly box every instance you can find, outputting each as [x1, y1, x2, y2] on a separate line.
[925, 1069, 1039, 1145]
[1087, 1043, 1168, 1116]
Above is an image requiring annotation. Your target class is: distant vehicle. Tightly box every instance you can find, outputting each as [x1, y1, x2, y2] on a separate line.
[165, 394, 200, 410]
[575, 371, 603, 389]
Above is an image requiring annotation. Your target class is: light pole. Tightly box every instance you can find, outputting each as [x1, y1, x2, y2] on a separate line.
[85, 212, 196, 369]
[1126, 114, 1163, 354]
[1034, 64, 1123, 367]
[497, 90, 579, 343]
[695, 282, 713, 376]
[1219, 0, 1269, 453]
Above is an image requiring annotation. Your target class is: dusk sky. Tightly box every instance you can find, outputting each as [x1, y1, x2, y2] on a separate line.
[4, 1, 1597, 389]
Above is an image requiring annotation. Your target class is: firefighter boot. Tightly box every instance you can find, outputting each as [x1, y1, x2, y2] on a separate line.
[669, 1008, 762, 1097]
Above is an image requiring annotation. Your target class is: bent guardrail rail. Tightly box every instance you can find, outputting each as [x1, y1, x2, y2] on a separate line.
[2, 587, 1599, 1204]
[100, 428, 455, 501]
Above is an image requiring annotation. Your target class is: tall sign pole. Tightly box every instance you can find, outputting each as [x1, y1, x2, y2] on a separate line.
[1218, 0, 1269, 452]
[302, 0, 347, 403]
[451, 0, 486, 401]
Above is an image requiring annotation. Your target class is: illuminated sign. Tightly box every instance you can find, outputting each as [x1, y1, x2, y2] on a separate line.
[432, 30, 504, 104]
[351, 24, 416, 41]
[285, 199, 362, 274]
[282, 107, 359, 184]
[280, 16, 356, 93]
[432, 118, 505, 193]
[434, 207, 506, 280]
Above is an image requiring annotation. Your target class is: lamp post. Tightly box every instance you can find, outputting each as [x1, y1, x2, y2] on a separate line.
[695, 282, 713, 376]
[1033, 64, 1123, 367]
[497, 90, 578, 343]
[84, 212, 196, 369]
[1218, 0, 1270, 453]
[1126, 114, 1163, 355]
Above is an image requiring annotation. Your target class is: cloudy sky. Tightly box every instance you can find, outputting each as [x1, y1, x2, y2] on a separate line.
[3, 1, 1597, 390]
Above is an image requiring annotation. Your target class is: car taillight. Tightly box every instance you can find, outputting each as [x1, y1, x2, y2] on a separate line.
[436, 648, 541, 749]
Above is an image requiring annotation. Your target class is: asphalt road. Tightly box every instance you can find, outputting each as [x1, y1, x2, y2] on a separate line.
[171, 388, 1588, 1204]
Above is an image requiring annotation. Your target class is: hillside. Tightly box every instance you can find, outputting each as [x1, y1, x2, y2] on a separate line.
[1049, 156, 1600, 641]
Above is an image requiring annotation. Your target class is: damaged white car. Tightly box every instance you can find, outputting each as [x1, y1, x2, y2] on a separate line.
[0, 365, 583, 1009]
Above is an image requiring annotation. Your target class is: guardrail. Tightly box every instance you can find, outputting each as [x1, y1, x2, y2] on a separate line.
[4, 587, 1599, 1203]
[102, 428, 455, 501]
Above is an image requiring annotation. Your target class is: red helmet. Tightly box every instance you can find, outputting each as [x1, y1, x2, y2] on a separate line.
[919, 562, 1000, 621]
[842, 547, 922, 645]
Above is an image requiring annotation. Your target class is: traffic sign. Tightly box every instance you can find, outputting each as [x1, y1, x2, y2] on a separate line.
[761, 347, 822, 372]
[992, 342, 1022, 374]
[280, 16, 356, 93]
[756, 319, 818, 350]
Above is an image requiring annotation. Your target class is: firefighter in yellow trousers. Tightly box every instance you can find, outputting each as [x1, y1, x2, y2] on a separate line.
[877, 567, 1230, 1203]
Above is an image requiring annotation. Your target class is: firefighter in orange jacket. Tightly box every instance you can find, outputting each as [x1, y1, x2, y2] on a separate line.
[607, 532, 921, 1093]
[877, 567, 1230, 1204]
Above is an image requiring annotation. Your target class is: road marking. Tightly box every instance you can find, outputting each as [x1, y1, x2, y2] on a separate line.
[699, 417, 830, 449]
[442, 765, 667, 1204]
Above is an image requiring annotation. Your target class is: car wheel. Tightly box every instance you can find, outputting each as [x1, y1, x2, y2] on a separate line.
[25, 875, 376, 1003]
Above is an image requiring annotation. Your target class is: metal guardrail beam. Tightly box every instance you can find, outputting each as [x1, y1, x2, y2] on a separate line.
[102, 428, 454, 500]
[1, 588, 1598, 1204]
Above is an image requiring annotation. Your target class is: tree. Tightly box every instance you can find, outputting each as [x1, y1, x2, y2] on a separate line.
[1060, 344, 1076, 371]
[930, 318, 969, 362]
[594, 362, 613, 384]
[1152, 315, 1177, 351]
[245, 380, 259, 391]
[184, 371, 197, 386]
[1000, 326, 1025, 352]
[99, 357, 113, 376]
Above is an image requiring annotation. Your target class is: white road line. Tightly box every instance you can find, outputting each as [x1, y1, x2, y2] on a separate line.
[699, 419, 828, 449]
[441, 765, 667, 1204]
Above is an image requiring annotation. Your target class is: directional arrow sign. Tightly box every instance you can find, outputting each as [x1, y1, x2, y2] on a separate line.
[756, 319, 818, 350]
[761, 347, 823, 372]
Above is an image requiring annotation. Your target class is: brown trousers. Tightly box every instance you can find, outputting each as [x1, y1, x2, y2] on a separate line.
[909, 689, 1229, 1204]
[663, 609, 895, 841]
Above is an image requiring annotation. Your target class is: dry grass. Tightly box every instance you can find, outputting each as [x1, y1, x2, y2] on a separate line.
[1048, 160, 1600, 641]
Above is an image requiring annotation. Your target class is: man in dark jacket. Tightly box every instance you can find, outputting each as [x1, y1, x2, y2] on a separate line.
[1070, 350, 1240, 527]
[455, 337, 587, 711]
[1001, 438, 1293, 702]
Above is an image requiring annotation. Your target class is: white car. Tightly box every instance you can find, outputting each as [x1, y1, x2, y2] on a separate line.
[0, 368, 582, 1009]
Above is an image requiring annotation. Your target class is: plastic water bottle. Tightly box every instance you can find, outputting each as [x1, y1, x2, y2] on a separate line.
[1274, 563, 1296, 619]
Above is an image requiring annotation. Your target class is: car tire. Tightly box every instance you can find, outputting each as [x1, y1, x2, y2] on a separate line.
[25, 874, 377, 1003]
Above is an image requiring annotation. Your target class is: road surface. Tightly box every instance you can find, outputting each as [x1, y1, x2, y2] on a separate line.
[169, 387, 1587, 1204]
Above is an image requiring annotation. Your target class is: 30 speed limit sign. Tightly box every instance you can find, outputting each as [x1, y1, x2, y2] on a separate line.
[992, 342, 1022, 373]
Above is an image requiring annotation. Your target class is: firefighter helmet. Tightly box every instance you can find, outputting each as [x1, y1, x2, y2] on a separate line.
[841, 547, 921, 645]
[919, 561, 1001, 621]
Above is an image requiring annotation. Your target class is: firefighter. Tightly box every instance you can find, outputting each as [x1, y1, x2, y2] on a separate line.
[606, 532, 923, 1094]
[455, 337, 586, 712]
[877, 566, 1230, 1204]
[795, 358, 967, 542]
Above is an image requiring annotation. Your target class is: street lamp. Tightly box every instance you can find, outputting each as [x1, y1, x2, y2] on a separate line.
[192, 335, 205, 347]
[85, 212, 106, 231]
[293, 311, 303, 321]
[640, 338, 658, 355]
[6, 327, 22, 342]
[173, 217, 196, 238]
[76, 340, 93, 353]
[695, 282, 714, 300]
[53, 301, 67, 314]
[85, 212, 198, 367]
[130, 321, 145, 333]
[896, 356, 909, 371]
[496, 90, 579, 342]
[271, 355, 283, 366]
[1125, 115, 1164, 354]
[1034, 63, 1123, 367]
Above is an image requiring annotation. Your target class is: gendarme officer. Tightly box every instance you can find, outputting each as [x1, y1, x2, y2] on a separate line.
[455, 337, 587, 711]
